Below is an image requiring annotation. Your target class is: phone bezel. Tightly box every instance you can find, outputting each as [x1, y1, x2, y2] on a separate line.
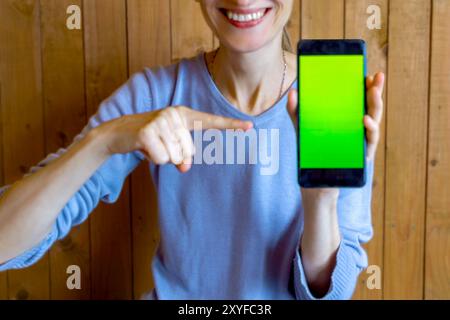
[297, 39, 367, 188]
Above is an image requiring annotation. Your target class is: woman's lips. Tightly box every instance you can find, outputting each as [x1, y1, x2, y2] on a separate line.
[219, 8, 271, 29]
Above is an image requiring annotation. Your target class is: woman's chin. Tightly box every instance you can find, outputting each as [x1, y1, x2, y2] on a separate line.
[219, 37, 271, 53]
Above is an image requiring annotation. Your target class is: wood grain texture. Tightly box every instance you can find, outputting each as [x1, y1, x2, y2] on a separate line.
[0, 0, 50, 300]
[40, 0, 90, 299]
[425, 0, 450, 300]
[384, 0, 431, 299]
[287, 0, 300, 50]
[0, 79, 6, 300]
[171, 0, 214, 61]
[127, 0, 170, 299]
[345, 0, 388, 300]
[301, 0, 344, 39]
[83, 0, 132, 299]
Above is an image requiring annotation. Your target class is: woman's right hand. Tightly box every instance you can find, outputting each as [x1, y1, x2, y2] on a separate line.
[95, 106, 253, 172]
[1, 107, 252, 265]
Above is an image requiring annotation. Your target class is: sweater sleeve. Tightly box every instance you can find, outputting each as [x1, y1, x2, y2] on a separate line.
[293, 160, 375, 300]
[0, 71, 153, 272]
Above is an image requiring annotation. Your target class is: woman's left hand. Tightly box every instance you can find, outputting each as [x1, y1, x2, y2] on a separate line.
[286, 72, 385, 296]
[287, 72, 385, 163]
[286, 71, 385, 197]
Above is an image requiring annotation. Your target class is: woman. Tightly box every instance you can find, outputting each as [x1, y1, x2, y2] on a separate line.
[0, 0, 384, 299]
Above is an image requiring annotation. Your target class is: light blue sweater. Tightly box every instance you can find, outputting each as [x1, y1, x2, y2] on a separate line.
[0, 53, 373, 299]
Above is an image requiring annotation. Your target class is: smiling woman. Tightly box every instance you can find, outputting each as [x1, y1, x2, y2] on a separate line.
[3, 0, 431, 301]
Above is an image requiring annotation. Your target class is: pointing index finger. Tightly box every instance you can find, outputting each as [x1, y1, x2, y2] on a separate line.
[178, 106, 253, 131]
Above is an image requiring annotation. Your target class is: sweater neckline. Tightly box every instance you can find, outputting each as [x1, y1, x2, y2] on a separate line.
[196, 52, 298, 126]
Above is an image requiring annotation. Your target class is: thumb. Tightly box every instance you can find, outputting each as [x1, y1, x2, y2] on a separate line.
[287, 89, 298, 124]
[176, 163, 192, 173]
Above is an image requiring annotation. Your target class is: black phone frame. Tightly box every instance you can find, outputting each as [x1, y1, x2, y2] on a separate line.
[297, 39, 367, 188]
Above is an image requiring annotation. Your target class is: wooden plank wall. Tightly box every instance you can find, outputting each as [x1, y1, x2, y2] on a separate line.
[385, 0, 431, 299]
[425, 0, 450, 299]
[345, 0, 387, 300]
[0, 0, 49, 300]
[0, 0, 448, 299]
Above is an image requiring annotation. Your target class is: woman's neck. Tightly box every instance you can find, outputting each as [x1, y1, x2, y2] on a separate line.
[208, 38, 297, 116]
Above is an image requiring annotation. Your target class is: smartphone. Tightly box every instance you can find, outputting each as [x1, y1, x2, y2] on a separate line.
[297, 39, 367, 188]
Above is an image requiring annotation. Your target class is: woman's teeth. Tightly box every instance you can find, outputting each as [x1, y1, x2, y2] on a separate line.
[225, 9, 265, 22]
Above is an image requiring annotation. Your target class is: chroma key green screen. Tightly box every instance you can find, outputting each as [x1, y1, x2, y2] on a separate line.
[299, 55, 365, 169]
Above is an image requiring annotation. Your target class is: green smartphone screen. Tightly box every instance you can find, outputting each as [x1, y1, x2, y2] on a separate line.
[299, 55, 365, 169]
